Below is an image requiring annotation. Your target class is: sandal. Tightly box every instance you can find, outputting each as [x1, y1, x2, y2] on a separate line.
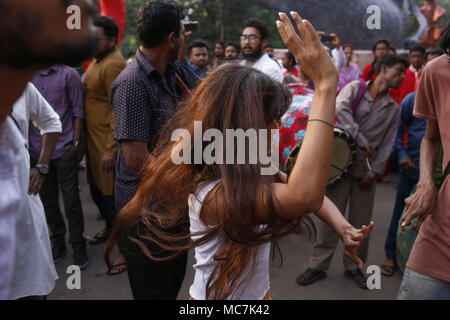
[344, 268, 368, 289]
[296, 268, 327, 285]
[87, 230, 110, 245]
[381, 260, 397, 277]
[107, 262, 127, 276]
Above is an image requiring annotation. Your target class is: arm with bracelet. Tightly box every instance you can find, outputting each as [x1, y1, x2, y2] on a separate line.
[272, 14, 374, 264]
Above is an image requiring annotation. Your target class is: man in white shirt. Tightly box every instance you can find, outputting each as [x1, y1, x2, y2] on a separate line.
[0, 0, 98, 299]
[10, 83, 61, 300]
[240, 18, 284, 83]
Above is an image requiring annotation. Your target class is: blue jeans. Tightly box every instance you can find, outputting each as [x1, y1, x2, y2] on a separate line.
[397, 268, 450, 300]
[384, 168, 418, 261]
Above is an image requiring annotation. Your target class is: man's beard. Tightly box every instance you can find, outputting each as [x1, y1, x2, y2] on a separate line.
[242, 44, 262, 60]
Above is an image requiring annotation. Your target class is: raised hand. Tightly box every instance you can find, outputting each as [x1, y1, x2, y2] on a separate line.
[342, 221, 375, 270]
[276, 11, 338, 88]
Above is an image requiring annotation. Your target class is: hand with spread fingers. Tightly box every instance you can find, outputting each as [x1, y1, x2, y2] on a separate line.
[400, 183, 436, 236]
[342, 222, 375, 270]
[276, 11, 338, 88]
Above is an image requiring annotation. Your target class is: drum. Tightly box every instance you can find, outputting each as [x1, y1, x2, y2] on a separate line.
[284, 126, 356, 185]
[273, 84, 356, 185]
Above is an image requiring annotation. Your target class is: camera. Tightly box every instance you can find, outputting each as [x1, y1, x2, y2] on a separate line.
[184, 21, 199, 32]
[320, 34, 335, 43]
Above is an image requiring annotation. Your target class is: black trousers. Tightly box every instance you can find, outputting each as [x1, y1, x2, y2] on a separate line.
[32, 148, 85, 250]
[120, 222, 188, 300]
[89, 185, 116, 231]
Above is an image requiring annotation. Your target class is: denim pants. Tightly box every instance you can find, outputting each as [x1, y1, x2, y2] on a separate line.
[384, 168, 418, 261]
[32, 147, 85, 250]
[398, 268, 450, 300]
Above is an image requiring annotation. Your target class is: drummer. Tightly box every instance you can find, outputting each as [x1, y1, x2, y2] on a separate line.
[297, 54, 409, 289]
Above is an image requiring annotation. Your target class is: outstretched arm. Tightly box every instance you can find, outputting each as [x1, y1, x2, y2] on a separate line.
[314, 197, 374, 269]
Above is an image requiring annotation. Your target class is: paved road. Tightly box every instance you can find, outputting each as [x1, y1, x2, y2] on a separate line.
[48, 172, 403, 300]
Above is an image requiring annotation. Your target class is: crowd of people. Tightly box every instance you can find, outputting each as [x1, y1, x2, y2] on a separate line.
[0, 0, 449, 301]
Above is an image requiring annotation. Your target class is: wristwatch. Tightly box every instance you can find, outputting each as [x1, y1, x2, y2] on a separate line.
[73, 140, 80, 148]
[36, 164, 49, 176]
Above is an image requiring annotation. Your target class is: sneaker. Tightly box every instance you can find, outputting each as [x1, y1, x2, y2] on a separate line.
[52, 245, 67, 264]
[73, 247, 89, 270]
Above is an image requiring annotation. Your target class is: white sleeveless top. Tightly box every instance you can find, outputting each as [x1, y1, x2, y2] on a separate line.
[188, 180, 270, 300]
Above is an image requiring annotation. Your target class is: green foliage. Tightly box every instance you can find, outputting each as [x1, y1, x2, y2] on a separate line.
[118, 0, 283, 57]
[119, 0, 449, 56]
[119, 0, 146, 56]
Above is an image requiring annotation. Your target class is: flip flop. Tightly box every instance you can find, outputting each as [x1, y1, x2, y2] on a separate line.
[381, 262, 397, 277]
[107, 262, 127, 276]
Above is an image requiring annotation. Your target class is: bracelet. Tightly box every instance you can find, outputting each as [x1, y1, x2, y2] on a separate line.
[308, 118, 335, 129]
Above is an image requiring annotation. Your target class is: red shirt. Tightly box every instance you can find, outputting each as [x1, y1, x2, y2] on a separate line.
[362, 63, 377, 81]
[390, 69, 416, 105]
[283, 68, 300, 78]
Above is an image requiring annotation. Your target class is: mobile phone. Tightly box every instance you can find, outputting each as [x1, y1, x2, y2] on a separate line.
[320, 34, 334, 43]
[184, 21, 199, 32]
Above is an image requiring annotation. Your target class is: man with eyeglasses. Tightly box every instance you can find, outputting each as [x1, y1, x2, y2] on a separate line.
[240, 18, 283, 83]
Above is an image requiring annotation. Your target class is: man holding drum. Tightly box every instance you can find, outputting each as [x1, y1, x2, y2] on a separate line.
[297, 54, 409, 289]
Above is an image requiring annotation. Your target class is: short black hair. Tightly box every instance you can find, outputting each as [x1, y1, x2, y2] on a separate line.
[215, 41, 225, 48]
[410, 44, 426, 55]
[389, 46, 397, 54]
[242, 18, 270, 40]
[264, 43, 273, 49]
[426, 48, 445, 59]
[440, 23, 450, 54]
[284, 51, 297, 65]
[94, 16, 119, 45]
[188, 39, 209, 55]
[372, 39, 390, 52]
[376, 54, 410, 75]
[225, 41, 240, 51]
[138, 0, 184, 49]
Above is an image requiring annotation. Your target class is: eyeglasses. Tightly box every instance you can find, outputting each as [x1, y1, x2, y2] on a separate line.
[240, 35, 260, 43]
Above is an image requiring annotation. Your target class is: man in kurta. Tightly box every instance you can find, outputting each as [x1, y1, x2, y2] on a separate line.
[83, 16, 127, 275]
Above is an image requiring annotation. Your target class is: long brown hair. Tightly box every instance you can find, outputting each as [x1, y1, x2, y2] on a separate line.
[105, 64, 311, 299]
